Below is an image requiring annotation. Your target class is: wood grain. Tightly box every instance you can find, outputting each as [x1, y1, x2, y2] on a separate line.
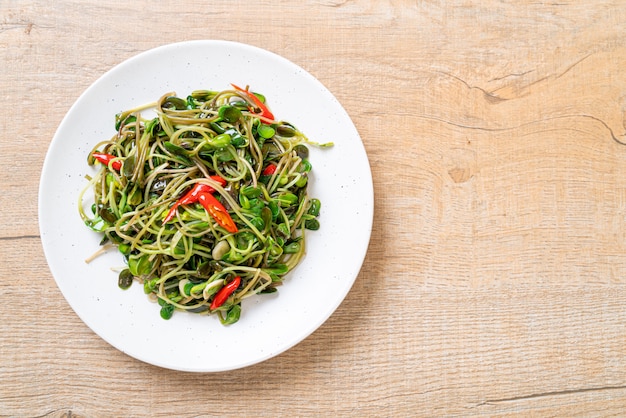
[3, 0, 626, 416]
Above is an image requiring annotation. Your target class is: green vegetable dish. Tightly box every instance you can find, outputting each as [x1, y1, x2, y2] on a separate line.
[79, 84, 331, 325]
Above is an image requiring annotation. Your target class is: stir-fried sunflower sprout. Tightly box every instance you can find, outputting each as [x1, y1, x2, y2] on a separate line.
[78, 86, 332, 325]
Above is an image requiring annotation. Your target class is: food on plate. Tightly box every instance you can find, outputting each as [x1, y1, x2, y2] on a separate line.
[78, 84, 331, 324]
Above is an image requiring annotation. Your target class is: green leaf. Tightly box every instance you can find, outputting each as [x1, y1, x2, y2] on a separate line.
[249, 216, 264, 231]
[295, 175, 308, 188]
[122, 154, 135, 178]
[267, 263, 288, 275]
[118, 269, 134, 290]
[209, 133, 232, 149]
[128, 254, 152, 276]
[284, 241, 301, 254]
[224, 128, 247, 147]
[218, 105, 242, 123]
[305, 219, 320, 231]
[209, 121, 226, 134]
[84, 216, 110, 232]
[299, 159, 312, 173]
[268, 200, 280, 220]
[276, 223, 290, 238]
[162, 96, 187, 110]
[186, 95, 199, 109]
[183, 281, 194, 297]
[115, 114, 136, 131]
[143, 277, 159, 294]
[127, 185, 142, 206]
[220, 304, 241, 325]
[164, 141, 189, 157]
[145, 117, 161, 136]
[308, 198, 321, 216]
[160, 304, 174, 320]
[241, 186, 262, 198]
[257, 124, 275, 139]
[276, 123, 296, 137]
[277, 192, 298, 207]
[293, 144, 309, 159]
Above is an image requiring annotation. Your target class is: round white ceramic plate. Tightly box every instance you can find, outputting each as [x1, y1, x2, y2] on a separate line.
[38, 40, 373, 372]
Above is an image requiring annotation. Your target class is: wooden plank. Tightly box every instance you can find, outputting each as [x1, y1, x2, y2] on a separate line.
[2, 0, 626, 416]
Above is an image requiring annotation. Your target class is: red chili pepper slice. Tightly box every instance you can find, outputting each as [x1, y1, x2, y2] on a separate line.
[92, 152, 122, 171]
[210, 276, 241, 310]
[262, 164, 277, 176]
[231, 83, 275, 123]
[163, 176, 227, 224]
[198, 192, 238, 233]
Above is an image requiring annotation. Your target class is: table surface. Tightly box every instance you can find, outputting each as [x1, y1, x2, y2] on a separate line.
[3, 1, 626, 416]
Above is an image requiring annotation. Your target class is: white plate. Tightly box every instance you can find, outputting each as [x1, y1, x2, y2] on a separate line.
[38, 40, 373, 372]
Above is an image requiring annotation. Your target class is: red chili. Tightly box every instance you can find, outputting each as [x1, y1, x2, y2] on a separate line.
[231, 83, 275, 123]
[92, 152, 122, 171]
[163, 176, 227, 224]
[198, 192, 238, 233]
[210, 276, 241, 310]
[262, 164, 277, 176]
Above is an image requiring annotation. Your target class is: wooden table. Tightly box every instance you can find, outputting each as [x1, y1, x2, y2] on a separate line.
[3, 1, 626, 416]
